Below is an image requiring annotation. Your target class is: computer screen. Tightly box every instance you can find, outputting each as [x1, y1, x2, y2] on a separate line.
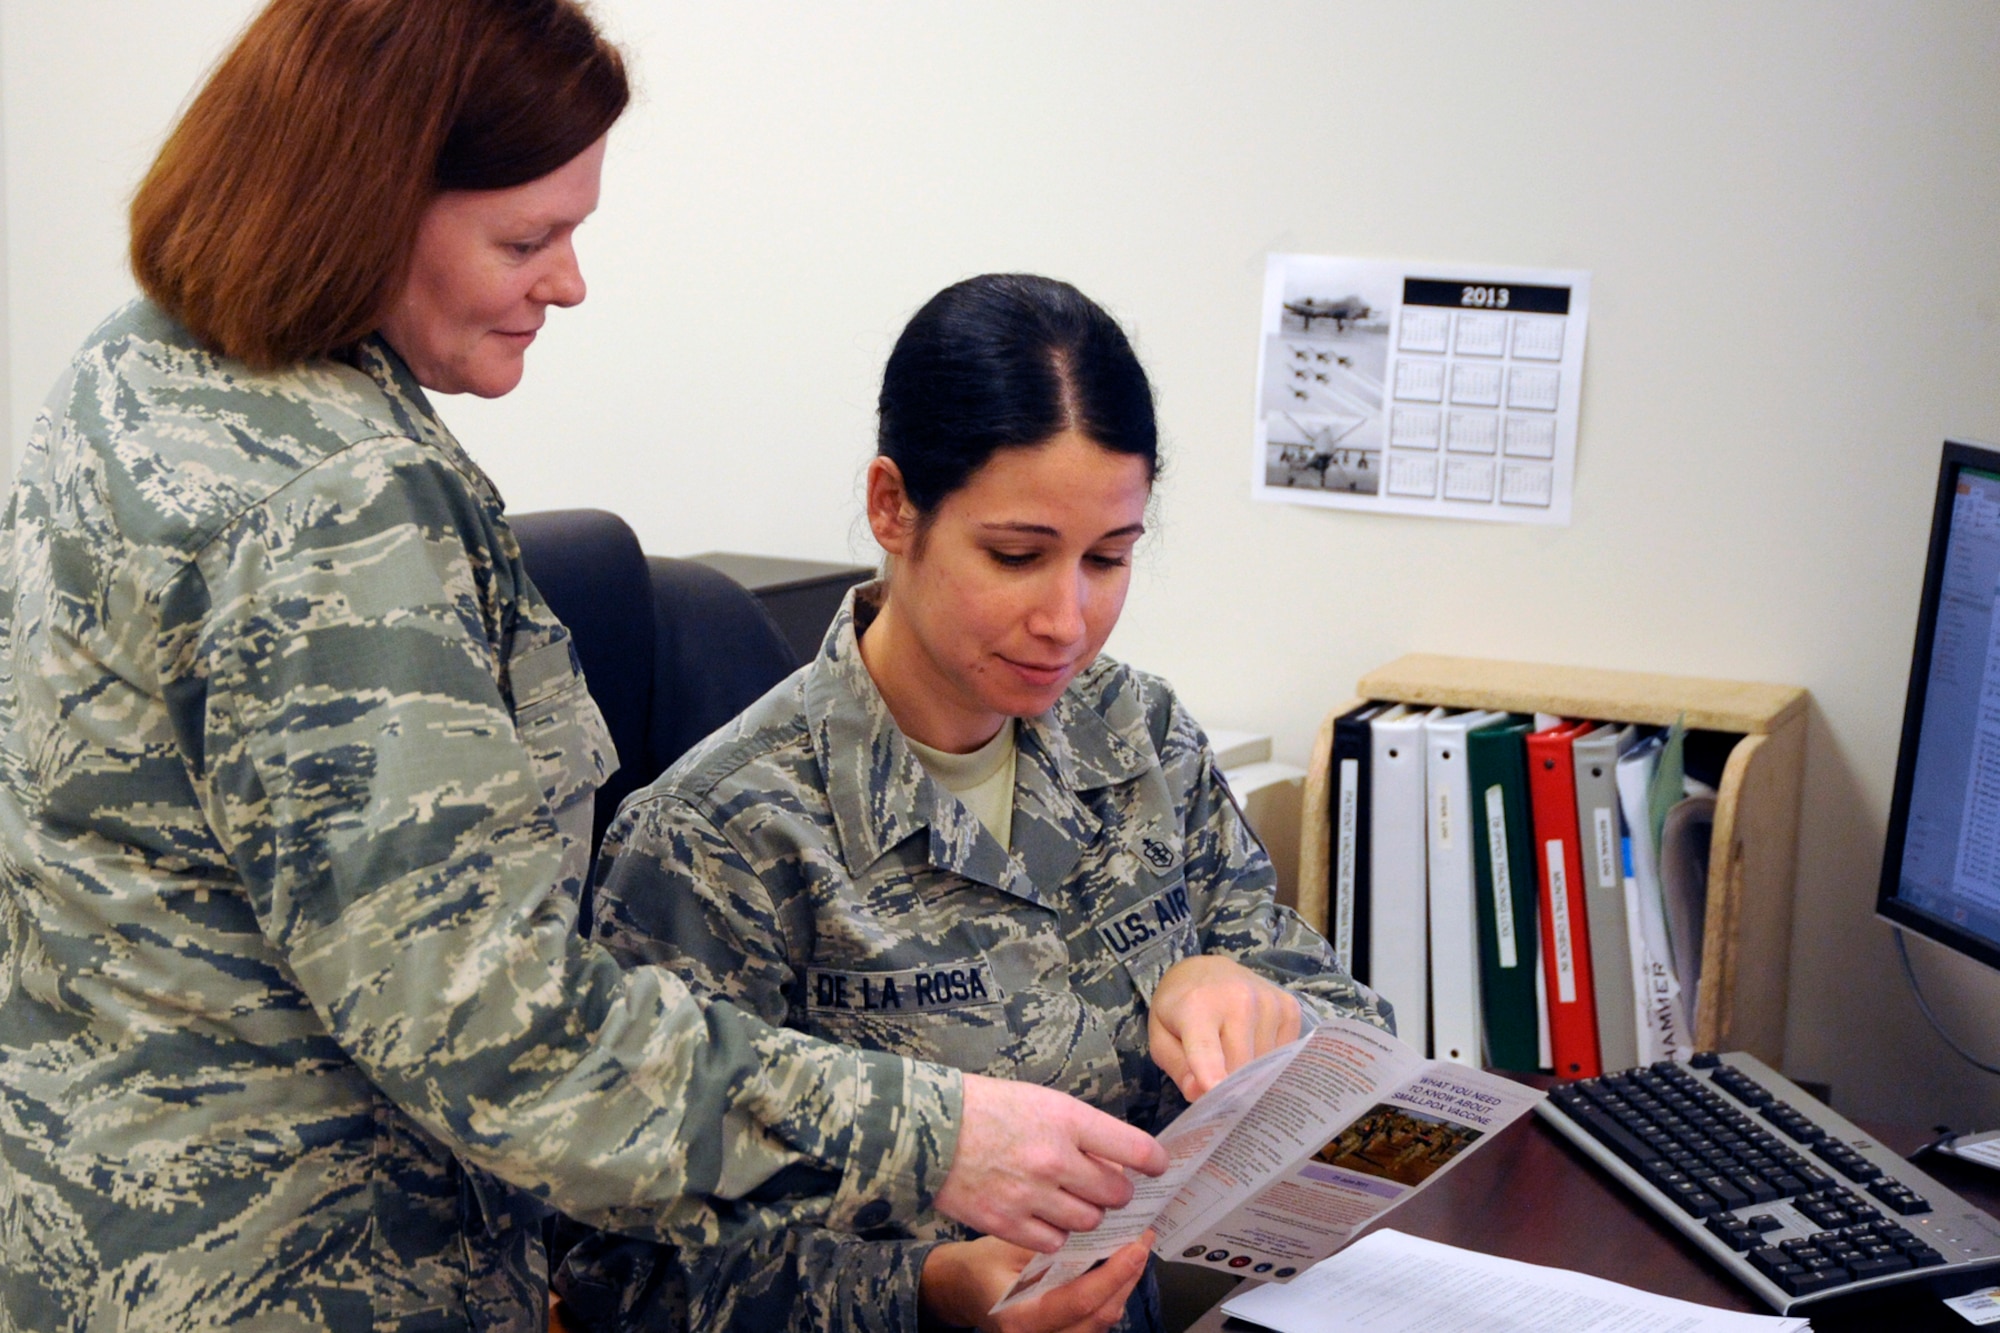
[1878, 440, 2000, 972]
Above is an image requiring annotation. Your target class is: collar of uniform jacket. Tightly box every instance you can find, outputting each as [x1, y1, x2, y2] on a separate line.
[345, 334, 504, 513]
[803, 583, 1154, 900]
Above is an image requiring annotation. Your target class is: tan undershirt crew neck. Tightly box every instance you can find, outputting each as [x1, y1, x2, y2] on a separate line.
[906, 721, 1018, 851]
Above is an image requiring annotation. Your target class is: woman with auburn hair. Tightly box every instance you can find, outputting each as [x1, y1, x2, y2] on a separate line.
[0, 6, 1161, 1330]
[561, 274, 1391, 1333]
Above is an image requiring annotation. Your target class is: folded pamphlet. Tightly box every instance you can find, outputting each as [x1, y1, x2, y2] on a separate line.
[992, 1016, 1544, 1312]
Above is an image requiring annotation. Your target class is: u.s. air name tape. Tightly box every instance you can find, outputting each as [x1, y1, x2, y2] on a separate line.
[807, 961, 999, 1014]
[1095, 882, 1194, 959]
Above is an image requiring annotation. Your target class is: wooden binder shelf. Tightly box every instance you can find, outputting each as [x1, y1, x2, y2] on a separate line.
[1301, 653, 1808, 1067]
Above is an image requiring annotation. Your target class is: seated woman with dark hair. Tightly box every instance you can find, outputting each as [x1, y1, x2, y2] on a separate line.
[560, 274, 1392, 1333]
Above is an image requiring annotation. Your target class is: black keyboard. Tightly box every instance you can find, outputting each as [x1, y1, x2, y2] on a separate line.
[1538, 1052, 2000, 1314]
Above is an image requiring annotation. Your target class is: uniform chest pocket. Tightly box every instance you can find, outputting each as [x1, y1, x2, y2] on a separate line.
[505, 631, 616, 813]
[1095, 880, 1198, 1000]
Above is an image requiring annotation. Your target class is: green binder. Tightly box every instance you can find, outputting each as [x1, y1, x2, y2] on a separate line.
[1467, 716, 1541, 1072]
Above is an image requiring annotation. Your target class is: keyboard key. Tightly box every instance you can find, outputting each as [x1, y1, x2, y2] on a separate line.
[1814, 1143, 1885, 1183]
[1847, 1253, 1914, 1279]
[1761, 1102, 1826, 1143]
[1907, 1245, 1947, 1267]
[1707, 1216, 1760, 1251]
[1776, 1265, 1853, 1296]
[1695, 1174, 1751, 1210]
[1570, 1107, 1661, 1167]
[1675, 1188, 1723, 1218]
[1750, 1246, 1796, 1275]
[1713, 1067, 1777, 1106]
[1867, 1180, 1932, 1215]
[1728, 1171, 1780, 1204]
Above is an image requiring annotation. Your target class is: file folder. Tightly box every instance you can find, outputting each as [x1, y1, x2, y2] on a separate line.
[1467, 715, 1540, 1073]
[1527, 718, 1600, 1079]
[1331, 702, 1391, 980]
[1425, 708, 1507, 1066]
[1368, 704, 1436, 1051]
[1574, 723, 1639, 1071]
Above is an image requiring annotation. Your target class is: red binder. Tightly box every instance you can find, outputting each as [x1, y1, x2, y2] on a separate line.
[1526, 719, 1601, 1079]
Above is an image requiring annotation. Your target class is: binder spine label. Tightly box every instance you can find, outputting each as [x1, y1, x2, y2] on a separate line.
[1544, 840, 1577, 1004]
[1592, 807, 1617, 889]
[1335, 758, 1359, 970]
[1435, 787, 1453, 848]
[1484, 784, 1517, 968]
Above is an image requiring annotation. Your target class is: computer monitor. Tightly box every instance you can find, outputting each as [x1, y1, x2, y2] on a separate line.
[1878, 440, 2000, 972]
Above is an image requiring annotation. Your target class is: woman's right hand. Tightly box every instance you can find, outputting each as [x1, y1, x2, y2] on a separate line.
[934, 1074, 1167, 1253]
[920, 1234, 1153, 1333]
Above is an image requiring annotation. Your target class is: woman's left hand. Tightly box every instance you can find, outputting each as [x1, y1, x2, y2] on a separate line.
[1148, 956, 1303, 1100]
[920, 1234, 1154, 1333]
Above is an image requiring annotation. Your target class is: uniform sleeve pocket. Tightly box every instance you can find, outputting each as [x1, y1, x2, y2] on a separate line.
[508, 635, 583, 712]
[506, 631, 618, 809]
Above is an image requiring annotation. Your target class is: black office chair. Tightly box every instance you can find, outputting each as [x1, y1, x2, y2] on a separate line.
[509, 508, 798, 926]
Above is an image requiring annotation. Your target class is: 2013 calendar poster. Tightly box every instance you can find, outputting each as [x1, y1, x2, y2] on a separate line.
[1253, 254, 1591, 526]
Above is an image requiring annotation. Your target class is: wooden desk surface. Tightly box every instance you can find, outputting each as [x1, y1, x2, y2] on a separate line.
[1172, 1108, 2000, 1332]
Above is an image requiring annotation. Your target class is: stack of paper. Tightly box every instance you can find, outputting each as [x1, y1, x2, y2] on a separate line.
[1221, 1230, 1811, 1332]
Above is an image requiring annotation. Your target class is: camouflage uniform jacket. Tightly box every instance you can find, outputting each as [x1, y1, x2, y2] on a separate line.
[0, 304, 959, 1333]
[562, 587, 1392, 1333]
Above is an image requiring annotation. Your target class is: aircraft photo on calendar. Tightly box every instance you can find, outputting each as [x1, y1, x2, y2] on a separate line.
[1253, 254, 1591, 526]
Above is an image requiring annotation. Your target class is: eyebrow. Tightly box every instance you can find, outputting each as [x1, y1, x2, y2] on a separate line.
[978, 521, 1147, 540]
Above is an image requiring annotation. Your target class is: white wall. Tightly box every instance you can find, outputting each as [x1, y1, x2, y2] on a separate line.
[5, 1, 1999, 1127]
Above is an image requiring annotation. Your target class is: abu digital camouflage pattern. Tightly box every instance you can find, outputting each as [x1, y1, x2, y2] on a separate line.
[0, 302, 961, 1332]
[558, 588, 1393, 1333]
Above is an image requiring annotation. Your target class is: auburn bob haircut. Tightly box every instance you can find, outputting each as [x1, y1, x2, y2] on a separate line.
[130, 0, 627, 372]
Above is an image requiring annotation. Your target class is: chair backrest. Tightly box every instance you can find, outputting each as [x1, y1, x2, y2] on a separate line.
[509, 510, 798, 885]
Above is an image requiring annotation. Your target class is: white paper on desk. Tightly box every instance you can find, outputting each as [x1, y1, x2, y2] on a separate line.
[1944, 1285, 2000, 1325]
[1943, 1131, 2000, 1172]
[1222, 1230, 1811, 1333]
